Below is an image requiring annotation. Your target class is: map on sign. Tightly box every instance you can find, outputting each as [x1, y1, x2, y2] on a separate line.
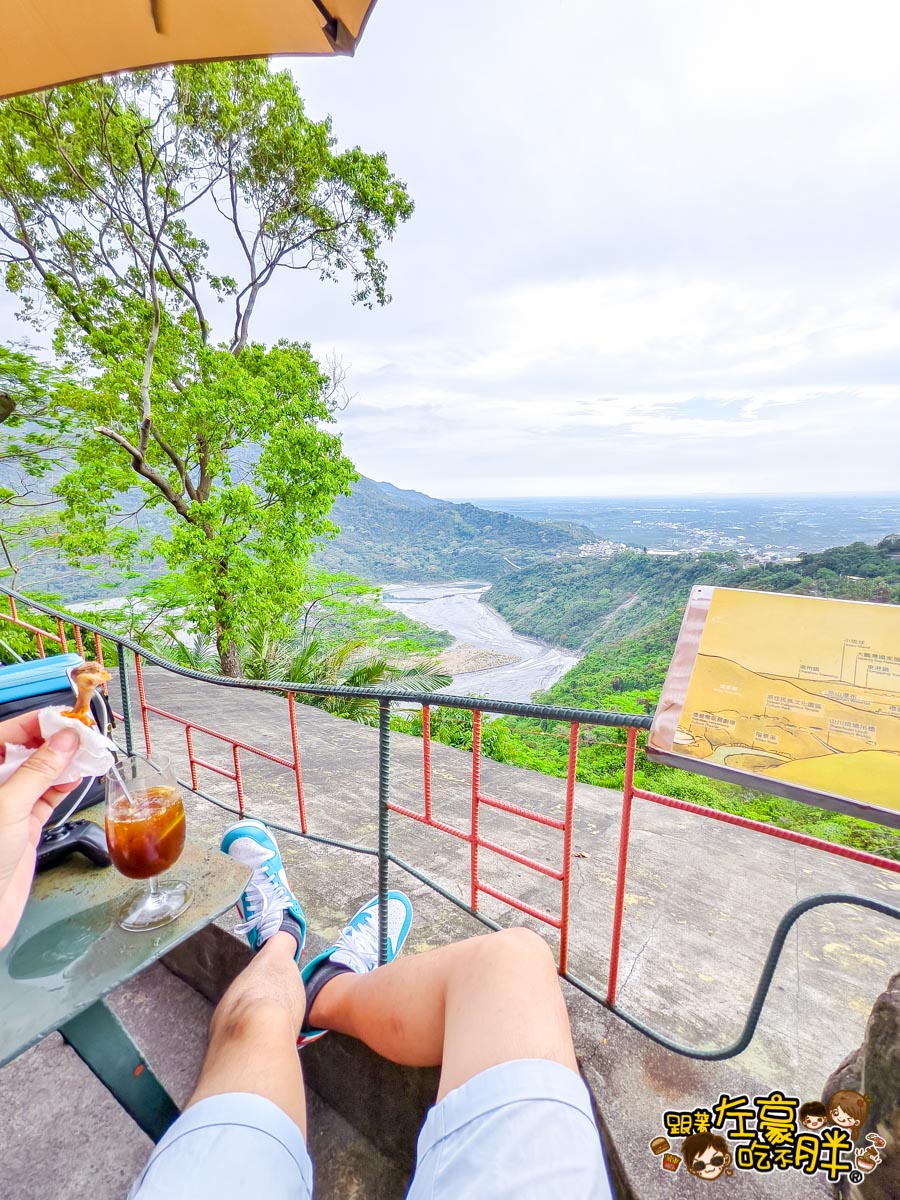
[647, 587, 900, 828]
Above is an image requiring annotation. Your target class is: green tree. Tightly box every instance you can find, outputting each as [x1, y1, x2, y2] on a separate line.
[0, 347, 72, 473]
[0, 62, 413, 674]
[0, 347, 76, 586]
[151, 617, 450, 726]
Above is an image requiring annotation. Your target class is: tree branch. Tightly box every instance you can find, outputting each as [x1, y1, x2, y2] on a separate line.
[95, 426, 193, 520]
[149, 425, 198, 502]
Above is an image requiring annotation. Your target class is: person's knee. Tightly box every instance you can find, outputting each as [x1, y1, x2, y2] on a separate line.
[490, 926, 557, 976]
[211, 993, 299, 1045]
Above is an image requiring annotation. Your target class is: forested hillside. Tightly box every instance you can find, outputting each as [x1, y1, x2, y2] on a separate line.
[316, 476, 592, 581]
[490, 538, 900, 653]
[488, 551, 739, 648]
[476, 536, 900, 860]
[1, 471, 593, 599]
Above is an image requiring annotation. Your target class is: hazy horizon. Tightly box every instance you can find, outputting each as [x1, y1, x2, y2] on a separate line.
[287, 1, 900, 499]
[455, 489, 900, 503]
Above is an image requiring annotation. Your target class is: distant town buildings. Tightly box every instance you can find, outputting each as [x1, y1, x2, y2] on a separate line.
[576, 539, 801, 565]
[577, 540, 630, 558]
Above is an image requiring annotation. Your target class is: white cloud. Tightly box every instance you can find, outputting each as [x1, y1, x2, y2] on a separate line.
[3, 0, 900, 498]
[274, 1, 900, 496]
[324, 267, 900, 493]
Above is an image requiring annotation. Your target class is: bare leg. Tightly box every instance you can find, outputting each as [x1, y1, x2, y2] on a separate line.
[186, 931, 308, 1134]
[308, 927, 577, 1101]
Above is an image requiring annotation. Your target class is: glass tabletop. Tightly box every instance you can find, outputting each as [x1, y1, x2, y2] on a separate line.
[0, 807, 250, 1065]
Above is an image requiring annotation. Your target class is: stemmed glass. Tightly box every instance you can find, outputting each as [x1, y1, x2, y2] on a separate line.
[105, 754, 193, 931]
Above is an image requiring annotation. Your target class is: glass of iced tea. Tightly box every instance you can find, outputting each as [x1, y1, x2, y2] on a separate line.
[105, 754, 193, 931]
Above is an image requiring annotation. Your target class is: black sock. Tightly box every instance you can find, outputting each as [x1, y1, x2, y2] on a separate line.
[277, 914, 305, 958]
[301, 958, 353, 1033]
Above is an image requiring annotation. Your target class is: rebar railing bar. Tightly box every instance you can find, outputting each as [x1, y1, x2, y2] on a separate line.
[568, 893, 900, 1060]
[116, 644, 135, 755]
[470, 710, 482, 911]
[632, 783, 900, 874]
[476, 791, 566, 831]
[133, 653, 152, 755]
[0, 610, 62, 643]
[377, 700, 391, 967]
[386, 801, 468, 841]
[476, 881, 561, 928]
[474, 835, 562, 880]
[285, 694, 308, 833]
[558, 722, 580, 975]
[422, 705, 433, 822]
[607, 727, 638, 1005]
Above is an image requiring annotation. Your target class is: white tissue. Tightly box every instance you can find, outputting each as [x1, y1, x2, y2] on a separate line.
[0, 706, 116, 788]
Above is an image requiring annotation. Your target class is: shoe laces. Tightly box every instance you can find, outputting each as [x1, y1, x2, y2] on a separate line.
[235, 867, 293, 944]
[331, 911, 380, 973]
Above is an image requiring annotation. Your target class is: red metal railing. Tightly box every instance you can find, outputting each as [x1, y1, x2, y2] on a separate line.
[2, 586, 898, 1012]
[0, 598, 118, 713]
[605, 727, 900, 1003]
[131, 655, 308, 831]
[386, 709, 582, 971]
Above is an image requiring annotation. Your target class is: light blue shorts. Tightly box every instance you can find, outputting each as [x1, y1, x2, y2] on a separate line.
[129, 1059, 612, 1200]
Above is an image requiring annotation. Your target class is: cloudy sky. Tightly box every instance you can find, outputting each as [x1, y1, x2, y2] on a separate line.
[272, 0, 900, 498]
[7, 1, 900, 499]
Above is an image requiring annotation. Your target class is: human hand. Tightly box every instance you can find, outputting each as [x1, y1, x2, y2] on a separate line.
[0, 711, 80, 949]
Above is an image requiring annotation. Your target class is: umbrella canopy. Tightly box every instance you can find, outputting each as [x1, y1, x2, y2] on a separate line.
[1, 0, 379, 98]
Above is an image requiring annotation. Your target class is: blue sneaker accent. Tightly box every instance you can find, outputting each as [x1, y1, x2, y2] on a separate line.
[220, 819, 307, 963]
[298, 890, 413, 1047]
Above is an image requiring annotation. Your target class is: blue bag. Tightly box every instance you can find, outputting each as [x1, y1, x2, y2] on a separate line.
[0, 653, 85, 704]
[0, 653, 111, 826]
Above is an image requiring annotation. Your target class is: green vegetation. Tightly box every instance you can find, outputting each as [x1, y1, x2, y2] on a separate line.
[0, 62, 412, 674]
[488, 551, 737, 647]
[488, 539, 900, 652]
[470, 538, 900, 860]
[316, 475, 592, 582]
[0, 581, 451, 728]
[158, 618, 450, 726]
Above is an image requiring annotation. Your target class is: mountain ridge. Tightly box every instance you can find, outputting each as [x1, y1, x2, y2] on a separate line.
[315, 475, 594, 582]
[1, 468, 596, 598]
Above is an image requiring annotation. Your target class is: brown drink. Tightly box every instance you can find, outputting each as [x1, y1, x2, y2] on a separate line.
[106, 786, 186, 879]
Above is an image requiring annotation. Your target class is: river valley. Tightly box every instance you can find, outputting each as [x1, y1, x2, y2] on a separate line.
[381, 582, 579, 703]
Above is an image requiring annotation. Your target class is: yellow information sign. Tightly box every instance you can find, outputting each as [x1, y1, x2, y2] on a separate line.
[647, 587, 900, 828]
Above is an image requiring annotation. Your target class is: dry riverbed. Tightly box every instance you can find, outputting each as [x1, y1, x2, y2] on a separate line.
[383, 583, 580, 702]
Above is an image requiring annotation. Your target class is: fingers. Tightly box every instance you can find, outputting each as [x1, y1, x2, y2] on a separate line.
[41, 780, 79, 808]
[0, 848, 42, 950]
[0, 710, 43, 751]
[26, 783, 78, 846]
[0, 729, 80, 818]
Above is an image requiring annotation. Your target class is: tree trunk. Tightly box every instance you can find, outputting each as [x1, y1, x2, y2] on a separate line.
[216, 624, 242, 678]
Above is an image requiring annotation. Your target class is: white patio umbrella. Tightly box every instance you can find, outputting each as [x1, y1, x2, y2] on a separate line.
[1, 0, 379, 98]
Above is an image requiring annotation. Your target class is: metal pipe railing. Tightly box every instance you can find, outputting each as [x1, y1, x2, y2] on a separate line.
[2, 583, 899, 1064]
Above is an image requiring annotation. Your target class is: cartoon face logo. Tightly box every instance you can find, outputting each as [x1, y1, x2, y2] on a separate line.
[799, 1101, 828, 1130]
[827, 1090, 870, 1141]
[682, 1133, 732, 1181]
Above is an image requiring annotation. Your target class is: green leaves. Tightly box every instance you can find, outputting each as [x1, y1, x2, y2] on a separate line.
[0, 347, 73, 476]
[0, 61, 412, 672]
